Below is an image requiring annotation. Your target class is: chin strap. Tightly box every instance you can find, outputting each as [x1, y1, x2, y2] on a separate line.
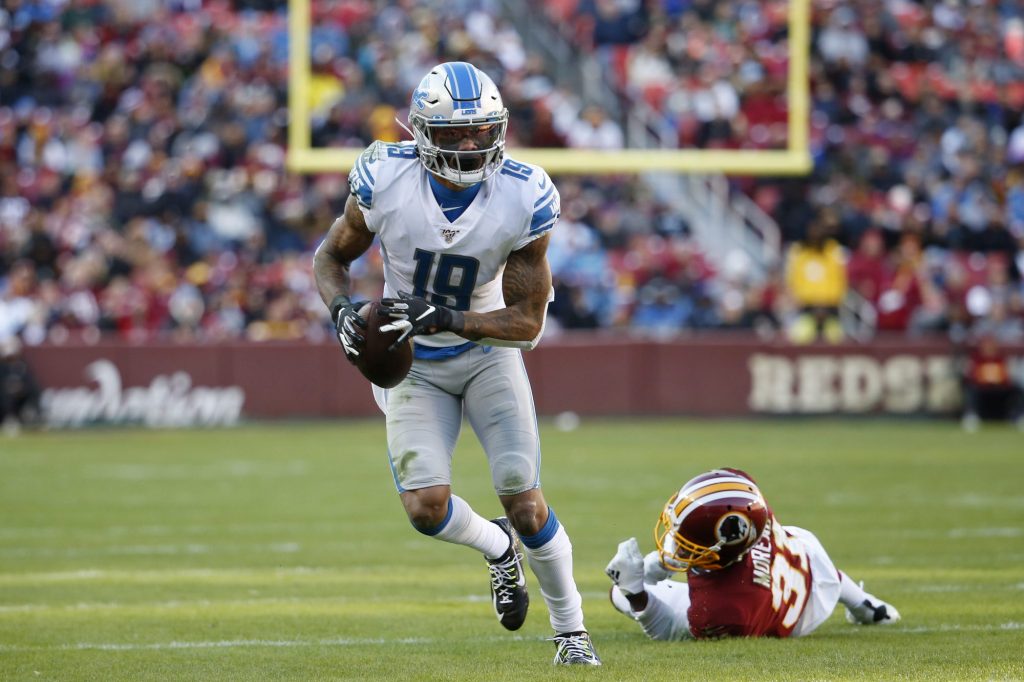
[395, 116, 416, 141]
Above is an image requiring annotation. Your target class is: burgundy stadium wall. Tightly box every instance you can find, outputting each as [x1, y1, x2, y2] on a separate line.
[22, 336, 1024, 427]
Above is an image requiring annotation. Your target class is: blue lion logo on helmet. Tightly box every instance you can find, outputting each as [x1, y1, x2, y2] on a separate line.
[412, 89, 430, 111]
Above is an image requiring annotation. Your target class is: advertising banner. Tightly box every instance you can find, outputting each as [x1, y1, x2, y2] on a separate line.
[20, 337, 1024, 425]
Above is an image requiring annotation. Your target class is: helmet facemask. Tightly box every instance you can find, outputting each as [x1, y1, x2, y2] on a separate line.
[410, 112, 508, 187]
[655, 508, 726, 571]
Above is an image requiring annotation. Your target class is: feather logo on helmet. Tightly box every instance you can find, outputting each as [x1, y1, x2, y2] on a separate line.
[716, 513, 756, 546]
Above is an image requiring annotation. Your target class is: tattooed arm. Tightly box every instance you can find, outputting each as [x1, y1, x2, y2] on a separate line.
[314, 193, 375, 312]
[458, 233, 552, 348]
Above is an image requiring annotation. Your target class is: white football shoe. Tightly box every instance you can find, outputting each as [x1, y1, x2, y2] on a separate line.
[845, 590, 901, 625]
[605, 537, 645, 596]
[552, 630, 601, 666]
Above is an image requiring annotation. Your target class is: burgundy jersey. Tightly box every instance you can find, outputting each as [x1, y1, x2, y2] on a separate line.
[686, 513, 813, 639]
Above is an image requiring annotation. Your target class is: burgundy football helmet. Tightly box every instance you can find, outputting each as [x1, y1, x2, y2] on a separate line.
[654, 468, 769, 572]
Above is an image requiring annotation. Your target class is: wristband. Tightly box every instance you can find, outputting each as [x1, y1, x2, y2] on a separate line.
[448, 309, 465, 334]
[329, 294, 352, 322]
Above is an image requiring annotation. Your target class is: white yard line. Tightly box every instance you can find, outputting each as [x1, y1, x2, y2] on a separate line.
[0, 637, 431, 652]
[948, 527, 1023, 538]
[0, 521, 341, 539]
[1, 592, 582, 613]
[1, 589, 1018, 614]
[83, 460, 310, 481]
[907, 583, 1021, 593]
[0, 624, 1021, 653]
[0, 542, 301, 558]
[0, 567, 333, 584]
[830, 622, 1023, 636]
[0, 634, 545, 653]
[0, 597, 321, 614]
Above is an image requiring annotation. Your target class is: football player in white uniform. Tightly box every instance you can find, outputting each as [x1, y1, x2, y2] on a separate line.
[313, 62, 600, 666]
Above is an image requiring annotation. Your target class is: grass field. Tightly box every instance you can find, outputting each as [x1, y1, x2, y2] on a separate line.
[1, 418, 1023, 681]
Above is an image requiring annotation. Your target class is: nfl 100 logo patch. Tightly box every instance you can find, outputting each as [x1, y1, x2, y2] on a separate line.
[440, 228, 461, 244]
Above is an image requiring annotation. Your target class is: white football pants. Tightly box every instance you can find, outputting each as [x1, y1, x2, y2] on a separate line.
[372, 344, 541, 495]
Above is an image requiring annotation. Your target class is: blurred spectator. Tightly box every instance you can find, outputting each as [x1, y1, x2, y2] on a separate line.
[818, 6, 868, 68]
[564, 105, 624, 149]
[0, 337, 40, 436]
[0, 260, 36, 341]
[549, 280, 600, 330]
[632, 277, 691, 337]
[784, 216, 847, 343]
[875, 233, 942, 335]
[846, 228, 887, 306]
[959, 333, 1024, 432]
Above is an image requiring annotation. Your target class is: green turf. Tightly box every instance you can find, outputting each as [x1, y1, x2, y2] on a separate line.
[1, 419, 1022, 681]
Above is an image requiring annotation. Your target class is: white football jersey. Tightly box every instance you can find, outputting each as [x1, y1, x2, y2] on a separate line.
[349, 141, 559, 348]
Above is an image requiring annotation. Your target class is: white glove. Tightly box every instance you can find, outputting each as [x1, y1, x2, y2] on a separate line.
[605, 537, 645, 596]
[643, 550, 672, 584]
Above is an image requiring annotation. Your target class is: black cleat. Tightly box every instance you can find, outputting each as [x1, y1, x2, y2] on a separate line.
[552, 631, 601, 666]
[487, 517, 529, 631]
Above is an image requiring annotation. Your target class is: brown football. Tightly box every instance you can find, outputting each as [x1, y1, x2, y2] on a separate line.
[354, 301, 413, 388]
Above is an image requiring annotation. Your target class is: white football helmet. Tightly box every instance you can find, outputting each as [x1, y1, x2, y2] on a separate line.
[407, 62, 508, 186]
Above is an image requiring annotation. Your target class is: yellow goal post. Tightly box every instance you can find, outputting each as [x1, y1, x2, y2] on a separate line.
[287, 0, 811, 176]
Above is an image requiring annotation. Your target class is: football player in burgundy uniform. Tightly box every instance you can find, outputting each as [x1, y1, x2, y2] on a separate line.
[605, 468, 900, 641]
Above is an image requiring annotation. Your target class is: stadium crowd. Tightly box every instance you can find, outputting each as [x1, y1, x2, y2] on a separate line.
[549, 0, 1024, 342]
[0, 0, 1022, 347]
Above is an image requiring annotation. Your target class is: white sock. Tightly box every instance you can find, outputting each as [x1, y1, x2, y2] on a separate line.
[429, 495, 510, 560]
[838, 570, 871, 607]
[523, 524, 585, 633]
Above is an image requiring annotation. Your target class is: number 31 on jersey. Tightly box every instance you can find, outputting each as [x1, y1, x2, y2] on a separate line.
[770, 524, 810, 628]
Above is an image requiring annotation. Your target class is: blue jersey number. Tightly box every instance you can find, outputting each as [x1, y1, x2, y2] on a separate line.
[385, 144, 417, 159]
[500, 159, 533, 181]
[411, 249, 480, 311]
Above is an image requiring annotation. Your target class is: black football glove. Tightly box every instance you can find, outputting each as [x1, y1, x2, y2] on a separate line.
[329, 295, 367, 363]
[378, 291, 463, 350]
